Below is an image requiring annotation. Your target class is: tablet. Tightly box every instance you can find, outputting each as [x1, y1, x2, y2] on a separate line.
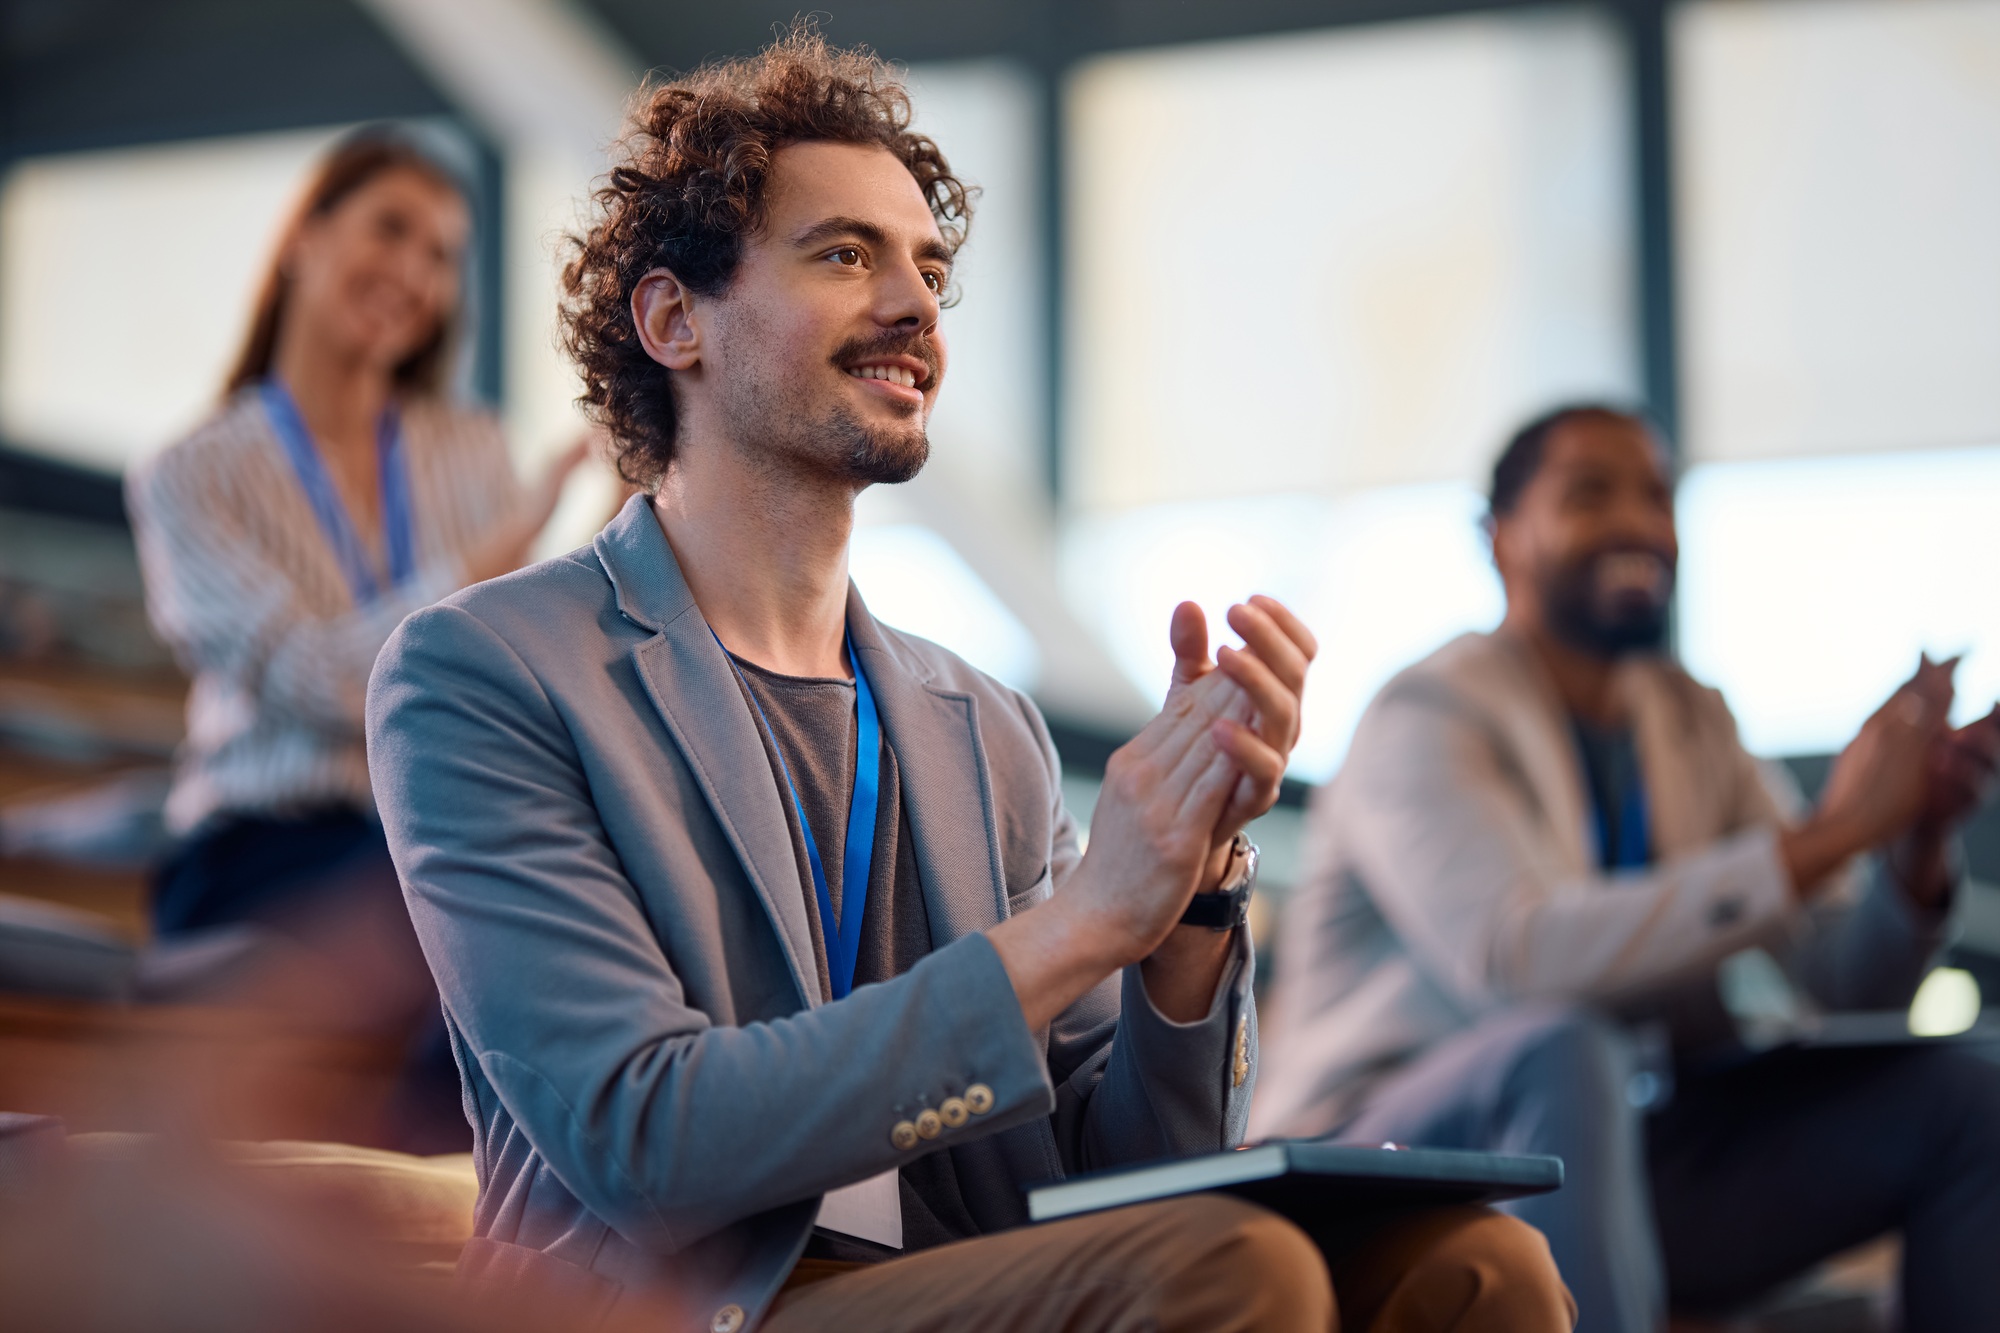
[1026, 1141, 1563, 1225]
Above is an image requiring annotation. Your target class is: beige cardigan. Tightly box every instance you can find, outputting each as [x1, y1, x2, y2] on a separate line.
[1252, 630, 1951, 1138]
[128, 388, 522, 833]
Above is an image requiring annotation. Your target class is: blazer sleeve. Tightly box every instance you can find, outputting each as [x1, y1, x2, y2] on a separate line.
[1748, 759, 1955, 1011]
[1337, 678, 1797, 1007]
[129, 445, 463, 738]
[367, 603, 1057, 1255]
[1019, 693, 1257, 1172]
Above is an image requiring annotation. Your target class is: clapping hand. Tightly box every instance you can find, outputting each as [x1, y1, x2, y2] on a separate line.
[1162, 596, 1319, 886]
[1914, 701, 2000, 839]
[1802, 655, 2000, 906]
[988, 595, 1316, 1029]
[462, 432, 598, 585]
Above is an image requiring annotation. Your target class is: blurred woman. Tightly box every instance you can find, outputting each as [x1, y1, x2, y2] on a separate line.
[127, 128, 586, 1147]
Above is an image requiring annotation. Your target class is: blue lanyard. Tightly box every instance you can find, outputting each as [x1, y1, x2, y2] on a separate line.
[1593, 768, 1652, 870]
[719, 629, 881, 999]
[262, 379, 415, 605]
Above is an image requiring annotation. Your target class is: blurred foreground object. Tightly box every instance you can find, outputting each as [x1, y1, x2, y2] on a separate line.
[0, 1116, 681, 1332]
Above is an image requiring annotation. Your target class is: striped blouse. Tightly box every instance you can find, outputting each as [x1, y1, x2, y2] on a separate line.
[127, 386, 523, 834]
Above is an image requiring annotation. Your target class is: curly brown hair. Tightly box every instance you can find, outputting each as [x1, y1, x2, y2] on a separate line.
[558, 26, 973, 488]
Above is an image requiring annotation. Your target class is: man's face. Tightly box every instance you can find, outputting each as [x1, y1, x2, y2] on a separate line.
[700, 141, 951, 485]
[1493, 414, 1678, 657]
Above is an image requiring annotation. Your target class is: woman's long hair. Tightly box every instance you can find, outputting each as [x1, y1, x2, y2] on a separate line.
[223, 128, 469, 399]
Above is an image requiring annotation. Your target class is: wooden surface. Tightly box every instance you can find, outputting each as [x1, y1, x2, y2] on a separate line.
[0, 665, 412, 1144]
[0, 993, 403, 1144]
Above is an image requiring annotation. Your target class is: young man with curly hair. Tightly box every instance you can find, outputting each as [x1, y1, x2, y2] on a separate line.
[366, 31, 1573, 1333]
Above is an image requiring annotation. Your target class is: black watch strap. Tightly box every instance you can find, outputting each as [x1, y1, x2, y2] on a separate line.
[1180, 836, 1257, 931]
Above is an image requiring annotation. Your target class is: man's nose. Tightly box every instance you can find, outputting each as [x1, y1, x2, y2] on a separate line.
[877, 261, 940, 330]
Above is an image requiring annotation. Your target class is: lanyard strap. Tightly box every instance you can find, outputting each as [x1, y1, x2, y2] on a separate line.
[1592, 767, 1652, 871]
[262, 379, 415, 605]
[719, 628, 881, 999]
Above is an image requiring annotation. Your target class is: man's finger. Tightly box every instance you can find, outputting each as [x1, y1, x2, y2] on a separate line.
[1126, 666, 1245, 767]
[1945, 725, 2000, 775]
[1215, 645, 1299, 751]
[1159, 705, 1239, 824]
[1913, 655, 1961, 709]
[1247, 594, 1319, 662]
[1226, 602, 1311, 697]
[1957, 704, 2000, 756]
[1212, 719, 1286, 795]
[1953, 721, 2000, 766]
[1173, 747, 1242, 835]
[1168, 601, 1213, 690]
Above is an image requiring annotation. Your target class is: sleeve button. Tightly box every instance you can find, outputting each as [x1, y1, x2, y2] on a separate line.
[939, 1097, 969, 1128]
[915, 1108, 943, 1140]
[964, 1083, 995, 1115]
[711, 1305, 745, 1333]
[890, 1120, 920, 1151]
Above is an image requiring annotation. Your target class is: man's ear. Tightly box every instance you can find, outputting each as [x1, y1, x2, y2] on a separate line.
[1486, 513, 1516, 582]
[632, 269, 701, 371]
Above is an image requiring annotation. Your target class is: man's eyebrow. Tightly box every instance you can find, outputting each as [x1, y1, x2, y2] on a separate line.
[791, 215, 955, 270]
[791, 216, 888, 251]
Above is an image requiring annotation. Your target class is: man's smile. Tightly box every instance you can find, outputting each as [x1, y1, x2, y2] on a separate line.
[842, 354, 931, 406]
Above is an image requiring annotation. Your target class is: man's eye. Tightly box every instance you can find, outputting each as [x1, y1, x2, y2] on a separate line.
[922, 270, 944, 293]
[831, 247, 863, 267]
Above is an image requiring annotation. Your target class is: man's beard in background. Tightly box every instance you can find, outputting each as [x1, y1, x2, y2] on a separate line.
[1541, 547, 1675, 658]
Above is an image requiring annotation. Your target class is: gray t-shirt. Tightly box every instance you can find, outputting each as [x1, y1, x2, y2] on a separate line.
[729, 654, 980, 1259]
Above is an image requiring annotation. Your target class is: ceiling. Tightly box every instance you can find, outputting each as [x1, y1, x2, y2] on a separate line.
[1, 0, 1561, 158]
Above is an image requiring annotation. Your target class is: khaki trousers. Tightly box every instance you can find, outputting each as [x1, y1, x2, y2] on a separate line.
[763, 1197, 1576, 1332]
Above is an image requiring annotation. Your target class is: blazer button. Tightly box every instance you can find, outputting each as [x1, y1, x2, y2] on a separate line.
[964, 1083, 994, 1115]
[711, 1304, 745, 1333]
[915, 1108, 943, 1140]
[938, 1097, 969, 1128]
[890, 1120, 920, 1151]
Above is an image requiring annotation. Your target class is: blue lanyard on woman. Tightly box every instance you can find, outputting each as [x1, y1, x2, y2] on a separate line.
[718, 628, 882, 999]
[262, 379, 415, 605]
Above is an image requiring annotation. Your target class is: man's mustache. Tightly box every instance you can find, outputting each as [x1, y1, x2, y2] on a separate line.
[830, 332, 941, 389]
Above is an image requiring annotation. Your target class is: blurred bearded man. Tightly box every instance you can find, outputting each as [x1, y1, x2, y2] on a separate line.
[1254, 404, 2000, 1333]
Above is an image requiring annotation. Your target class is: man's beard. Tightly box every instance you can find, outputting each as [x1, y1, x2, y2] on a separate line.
[719, 328, 936, 486]
[820, 397, 930, 485]
[1541, 548, 1674, 658]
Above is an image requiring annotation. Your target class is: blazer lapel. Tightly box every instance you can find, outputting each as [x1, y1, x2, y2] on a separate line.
[594, 497, 819, 1009]
[846, 589, 1009, 949]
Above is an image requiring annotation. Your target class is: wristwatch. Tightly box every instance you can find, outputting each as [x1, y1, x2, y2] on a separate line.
[1179, 832, 1258, 931]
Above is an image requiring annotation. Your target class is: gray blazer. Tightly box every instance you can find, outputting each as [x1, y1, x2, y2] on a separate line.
[366, 496, 1256, 1332]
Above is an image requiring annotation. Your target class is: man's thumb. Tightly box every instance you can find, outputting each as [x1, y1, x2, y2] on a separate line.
[1169, 601, 1210, 686]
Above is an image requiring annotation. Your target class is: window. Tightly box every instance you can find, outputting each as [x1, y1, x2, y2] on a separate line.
[1674, 0, 2000, 754]
[1674, 0, 2000, 464]
[1678, 448, 2000, 756]
[1061, 10, 1637, 775]
[0, 128, 350, 470]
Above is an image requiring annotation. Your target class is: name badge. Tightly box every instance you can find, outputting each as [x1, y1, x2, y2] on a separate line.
[815, 1168, 904, 1250]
